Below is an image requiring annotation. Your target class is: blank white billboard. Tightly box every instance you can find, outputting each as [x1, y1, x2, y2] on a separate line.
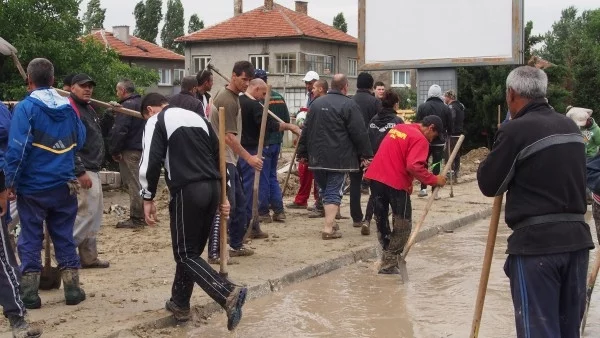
[362, 0, 523, 69]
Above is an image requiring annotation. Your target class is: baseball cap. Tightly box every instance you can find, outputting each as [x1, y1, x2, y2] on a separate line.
[302, 71, 319, 82]
[422, 115, 445, 141]
[71, 73, 96, 86]
[254, 69, 268, 82]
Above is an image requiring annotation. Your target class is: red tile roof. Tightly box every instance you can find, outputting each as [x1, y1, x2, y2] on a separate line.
[88, 30, 184, 61]
[176, 3, 357, 45]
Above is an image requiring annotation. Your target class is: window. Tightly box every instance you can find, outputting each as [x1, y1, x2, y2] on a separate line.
[173, 69, 185, 84]
[192, 56, 211, 74]
[250, 55, 270, 72]
[348, 59, 358, 77]
[392, 70, 411, 87]
[158, 68, 171, 86]
[275, 53, 297, 74]
[298, 53, 335, 75]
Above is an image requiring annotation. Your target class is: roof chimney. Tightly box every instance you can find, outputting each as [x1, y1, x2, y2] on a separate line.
[295, 1, 308, 15]
[234, 0, 243, 16]
[112, 25, 131, 45]
[264, 0, 273, 10]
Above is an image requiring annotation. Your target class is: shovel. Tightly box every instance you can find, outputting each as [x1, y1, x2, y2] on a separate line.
[39, 225, 61, 290]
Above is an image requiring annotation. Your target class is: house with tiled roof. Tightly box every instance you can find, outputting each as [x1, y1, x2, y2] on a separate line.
[89, 26, 185, 95]
[175, 0, 359, 114]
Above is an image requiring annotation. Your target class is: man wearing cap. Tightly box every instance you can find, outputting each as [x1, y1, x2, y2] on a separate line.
[365, 115, 447, 274]
[303, 71, 320, 107]
[70, 73, 110, 269]
[443, 90, 465, 179]
[567, 106, 600, 159]
[415, 84, 453, 199]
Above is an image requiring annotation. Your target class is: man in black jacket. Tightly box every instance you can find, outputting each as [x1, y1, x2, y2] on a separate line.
[415, 84, 453, 199]
[70, 74, 109, 269]
[197, 69, 213, 117]
[297, 74, 373, 240]
[443, 90, 465, 179]
[478, 66, 593, 338]
[350, 72, 382, 229]
[169, 76, 204, 116]
[110, 79, 145, 229]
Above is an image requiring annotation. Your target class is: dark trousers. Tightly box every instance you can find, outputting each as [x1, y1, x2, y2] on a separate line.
[17, 184, 80, 273]
[239, 145, 284, 218]
[443, 136, 461, 175]
[365, 194, 375, 222]
[169, 180, 235, 309]
[421, 144, 444, 190]
[227, 163, 247, 250]
[0, 216, 25, 318]
[349, 170, 364, 222]
[370, 180, 412, 250]
[504, 250, 589, 338]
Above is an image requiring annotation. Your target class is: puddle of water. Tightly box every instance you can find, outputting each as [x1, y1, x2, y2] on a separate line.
[173, 213, 600, 338]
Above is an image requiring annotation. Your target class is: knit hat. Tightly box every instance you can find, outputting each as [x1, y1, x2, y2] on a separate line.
[428, 84, 442, 98]
[357, 72, 374, 90]
[567, 107, 593, 127]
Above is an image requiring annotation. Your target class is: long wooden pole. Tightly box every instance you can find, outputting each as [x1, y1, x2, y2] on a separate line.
[448, 138, 454, 198]
[218, 107, 228, 277]
[244, 87, 272, 241]
[469, 194, 504, 338]
[402, 135, 465, 259]
[581, 248, 600, 335]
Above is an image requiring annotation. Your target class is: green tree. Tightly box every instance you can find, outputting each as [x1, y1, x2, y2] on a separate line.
[82, 0, 106, 34]
[133, 0, 163, 43]
[333, 12, 348, 33]
[188, 13, 204, 33]
[161, 0, 185, 53]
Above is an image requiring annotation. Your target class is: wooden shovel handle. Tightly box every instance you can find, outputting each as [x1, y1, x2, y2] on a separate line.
[218, 107, 228, 276]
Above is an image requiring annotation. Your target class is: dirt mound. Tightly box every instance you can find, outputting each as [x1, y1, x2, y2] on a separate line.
[461, 147, 490, 175]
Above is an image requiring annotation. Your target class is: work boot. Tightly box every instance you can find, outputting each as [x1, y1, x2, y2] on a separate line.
[286, 202, 307, 209]
[116, 217, 145, 229]
[308, 208, 325, 218]
[418, 189, 428, 198]
[249, 229, 269, 239]
[272, 211, 286, 222]
[352, 221, 363, 228]
[361, 220, 371, 236]
[79, 238, 110, 269]
[225, 286, 248, 331]
[8, 315, 42, 338]
[259, 214, 272, 223]
[20, 273, 41, 309]
[62, 269, 86, 305]
[378, 251, 400, 275]
[229, 245, 254, 257]
[165, 299, 190, 322]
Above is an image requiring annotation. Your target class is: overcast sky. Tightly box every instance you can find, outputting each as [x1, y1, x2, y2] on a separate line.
[81, 0, 597, 41]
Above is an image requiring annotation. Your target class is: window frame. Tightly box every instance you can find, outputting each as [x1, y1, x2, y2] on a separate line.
[249, 54, 270, 72]
[173, 69, 185, 84]
[274, 52, 298, 74]
[392, 70, 411, 88]
[192, 55, 212, 74]
[348, 58, 358, 77]
[157, 68, 172, 86]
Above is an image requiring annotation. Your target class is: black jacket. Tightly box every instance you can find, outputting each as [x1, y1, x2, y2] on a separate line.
[169, 91, 204, 117]
[448, 100, 465, 135]
[478, 99, 593, 255]
[139, 106, 222, 200]
[416, 97, 453, 145]
[71, 94, 105, 175]
[368, 108, 404, 154]
[297, 90, 373, 171]
[109, 94, 144, 155]
[353, 89, 382, 129]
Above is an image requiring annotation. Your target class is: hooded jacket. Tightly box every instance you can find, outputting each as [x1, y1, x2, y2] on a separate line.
[110, 93, 145, 154]
[70, 94, 104, 175]
[4, 88, 86, 194]
[297, 90, 373, 171]
[416, 97, 453, 145]
[448, 100, 465, 135]
[353, 89, 382, 129]
[581, 118, 600, 158]
[368, 107, 404, 154]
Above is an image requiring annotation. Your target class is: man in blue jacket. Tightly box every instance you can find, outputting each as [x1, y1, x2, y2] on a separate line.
[5, 58, 87, 309]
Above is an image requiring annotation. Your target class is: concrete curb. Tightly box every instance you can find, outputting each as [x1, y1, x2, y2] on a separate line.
[107, 204, 492, 337]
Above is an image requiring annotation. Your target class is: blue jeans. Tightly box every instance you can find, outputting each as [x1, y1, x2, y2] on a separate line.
[226, 163, 247, 250]
[313, 170, 346, 205]
[504, 250, 589, 338]
[238, 145, 284, 219]
[17, 184, 80, 273]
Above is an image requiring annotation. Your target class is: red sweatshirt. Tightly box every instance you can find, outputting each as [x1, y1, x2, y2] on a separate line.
[364, 123, 437, 194]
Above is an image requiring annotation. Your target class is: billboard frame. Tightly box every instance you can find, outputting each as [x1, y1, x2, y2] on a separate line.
[358, 0, 525, 70]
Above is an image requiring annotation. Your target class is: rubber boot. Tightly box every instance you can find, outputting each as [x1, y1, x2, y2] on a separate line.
[388, 217, 412, 255]
[378, 250, 400, 274]
[8, 315, 42, 338]
[62, 269, 86, 305]
[20, 273, 41, 309]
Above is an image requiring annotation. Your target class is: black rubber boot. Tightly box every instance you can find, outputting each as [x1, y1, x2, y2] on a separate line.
[8, 315, 42, 338]
[20, 273, 41, 309]
[61, 269, 86, 305]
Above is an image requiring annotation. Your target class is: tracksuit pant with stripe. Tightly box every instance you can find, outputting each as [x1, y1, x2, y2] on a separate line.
[504, 250, 588, 338]
[169, 180, 235, 309]
[0, 216, 25, 318]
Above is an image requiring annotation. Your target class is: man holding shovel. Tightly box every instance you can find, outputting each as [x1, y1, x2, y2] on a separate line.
[477, 66, 593, 337]
[138, 93, 247, 330]
[364, 116, 446, 274]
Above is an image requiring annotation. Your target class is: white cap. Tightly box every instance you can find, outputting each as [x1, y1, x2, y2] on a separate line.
[302, 71, 319, 82]
[567, 107, 593, 127]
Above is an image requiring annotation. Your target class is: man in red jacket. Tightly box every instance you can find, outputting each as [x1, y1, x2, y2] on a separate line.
[364, 115, 447, 274]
